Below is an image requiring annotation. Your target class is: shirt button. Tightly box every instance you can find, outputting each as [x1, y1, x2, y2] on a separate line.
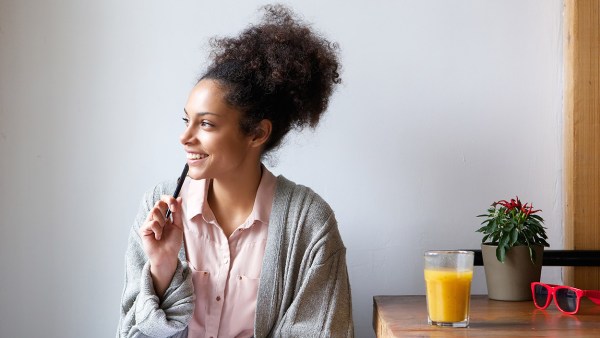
[216, 296, 221, 301]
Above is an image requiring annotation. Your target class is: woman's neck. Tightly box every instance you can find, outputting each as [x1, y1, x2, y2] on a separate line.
[207, 162, 263, 237]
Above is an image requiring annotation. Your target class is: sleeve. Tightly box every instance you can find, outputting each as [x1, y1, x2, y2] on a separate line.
[116, 186, 195, 338]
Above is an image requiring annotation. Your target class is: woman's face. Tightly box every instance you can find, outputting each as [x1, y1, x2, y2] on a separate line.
[180, 79, 258, 180]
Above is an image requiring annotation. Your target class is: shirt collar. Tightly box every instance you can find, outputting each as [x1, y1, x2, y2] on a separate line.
[184, 176, 211, 222]
[248, 166, 277, 226]
[183, 165, 277, 227]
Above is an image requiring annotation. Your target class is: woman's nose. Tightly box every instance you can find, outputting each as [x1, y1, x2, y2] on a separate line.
[179, 126, 193, 145]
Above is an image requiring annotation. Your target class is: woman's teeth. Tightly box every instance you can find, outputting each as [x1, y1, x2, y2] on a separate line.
[187, 153, 208, 160]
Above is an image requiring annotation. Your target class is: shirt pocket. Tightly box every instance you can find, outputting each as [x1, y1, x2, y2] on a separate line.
[233, 274, 261, 309]
[189, 265, 211, 329]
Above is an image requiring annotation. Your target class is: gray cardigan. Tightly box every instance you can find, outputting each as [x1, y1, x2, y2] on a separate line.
[117, 175, 354, 337]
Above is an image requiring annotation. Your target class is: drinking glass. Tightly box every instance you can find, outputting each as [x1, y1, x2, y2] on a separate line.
[424, 250, 474, 327]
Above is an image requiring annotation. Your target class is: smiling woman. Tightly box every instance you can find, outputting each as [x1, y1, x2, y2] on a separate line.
[116, 4, 353, 338]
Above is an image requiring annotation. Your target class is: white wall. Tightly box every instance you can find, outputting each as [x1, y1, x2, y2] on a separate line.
[0, 0, 564, 337]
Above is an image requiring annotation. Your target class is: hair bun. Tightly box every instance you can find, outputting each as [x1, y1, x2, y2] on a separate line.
[202, 4, 341, 153]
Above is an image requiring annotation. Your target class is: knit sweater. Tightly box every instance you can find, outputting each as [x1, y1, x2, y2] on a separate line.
[117, 175, 354, 337]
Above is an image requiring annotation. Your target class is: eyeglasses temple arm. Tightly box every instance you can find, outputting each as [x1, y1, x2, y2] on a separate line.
[584, 290, 600, 305]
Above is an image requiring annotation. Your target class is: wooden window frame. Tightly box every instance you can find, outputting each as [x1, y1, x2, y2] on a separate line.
[564, 0, 600, 289]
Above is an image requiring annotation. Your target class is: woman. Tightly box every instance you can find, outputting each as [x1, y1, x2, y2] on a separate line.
[117, 5, 353, 337]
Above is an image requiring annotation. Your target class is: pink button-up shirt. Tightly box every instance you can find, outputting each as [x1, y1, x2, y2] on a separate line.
[180, 167, 276, 338]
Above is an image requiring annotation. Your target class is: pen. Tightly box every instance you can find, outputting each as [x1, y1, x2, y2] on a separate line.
[165, 163, 189, 219]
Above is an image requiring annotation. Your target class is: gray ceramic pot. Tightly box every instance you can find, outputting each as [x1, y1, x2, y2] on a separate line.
[481, 243, 543, 301]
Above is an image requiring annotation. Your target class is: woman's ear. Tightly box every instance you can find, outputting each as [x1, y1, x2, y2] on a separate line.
[250, 119, 272, 148]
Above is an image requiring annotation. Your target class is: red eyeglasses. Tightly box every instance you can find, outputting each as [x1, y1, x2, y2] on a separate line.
[531, 282, 600, 314]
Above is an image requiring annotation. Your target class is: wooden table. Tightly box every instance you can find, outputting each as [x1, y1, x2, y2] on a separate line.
[373, 295, 600, 337]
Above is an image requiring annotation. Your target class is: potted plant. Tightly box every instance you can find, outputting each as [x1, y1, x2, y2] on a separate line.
[476, 196, 549, 301]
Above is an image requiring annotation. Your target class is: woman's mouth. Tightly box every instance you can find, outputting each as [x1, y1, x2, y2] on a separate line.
[187, 153, 208, 160]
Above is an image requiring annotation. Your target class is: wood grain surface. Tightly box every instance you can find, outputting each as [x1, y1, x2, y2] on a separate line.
[374, 295, 600, 337]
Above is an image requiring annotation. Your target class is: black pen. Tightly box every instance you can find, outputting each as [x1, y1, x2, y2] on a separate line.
[166, 163, 189, 219]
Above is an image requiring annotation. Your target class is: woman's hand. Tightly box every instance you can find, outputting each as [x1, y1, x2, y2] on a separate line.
[139, 195, 184, 298]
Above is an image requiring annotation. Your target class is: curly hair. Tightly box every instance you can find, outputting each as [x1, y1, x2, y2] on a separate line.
[200, 4, 341, 154]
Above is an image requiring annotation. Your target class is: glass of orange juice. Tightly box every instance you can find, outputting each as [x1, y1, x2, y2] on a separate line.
[424, 250, 474, 327]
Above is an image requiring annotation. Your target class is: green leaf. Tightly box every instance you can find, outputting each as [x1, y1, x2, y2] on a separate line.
[510, 227, 519, 245]
[530, 215, 544, 222]
[499, 234, 510, 247]
[496, 245, 506, 263]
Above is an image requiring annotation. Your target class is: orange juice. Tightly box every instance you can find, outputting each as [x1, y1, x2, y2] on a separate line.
[424, 268, 473, 323]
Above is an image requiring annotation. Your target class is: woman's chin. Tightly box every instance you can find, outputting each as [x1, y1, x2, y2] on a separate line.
[186, 168, 207, 181]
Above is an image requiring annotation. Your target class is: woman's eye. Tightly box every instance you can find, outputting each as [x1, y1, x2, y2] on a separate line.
[200, 121, 213, 128]
[182, 117, 190, 125]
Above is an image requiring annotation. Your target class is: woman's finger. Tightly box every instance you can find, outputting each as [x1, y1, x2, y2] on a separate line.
[155, 199, 170, 218]
[169, 197, 184, 231]
[139, 218, 164, 241]
[149, 219, 164, 240]
[160, 195, 177, 217]
[140, 197, 177, 241]
[149, 206, 166, 226]
[145, 200, 167, 223]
